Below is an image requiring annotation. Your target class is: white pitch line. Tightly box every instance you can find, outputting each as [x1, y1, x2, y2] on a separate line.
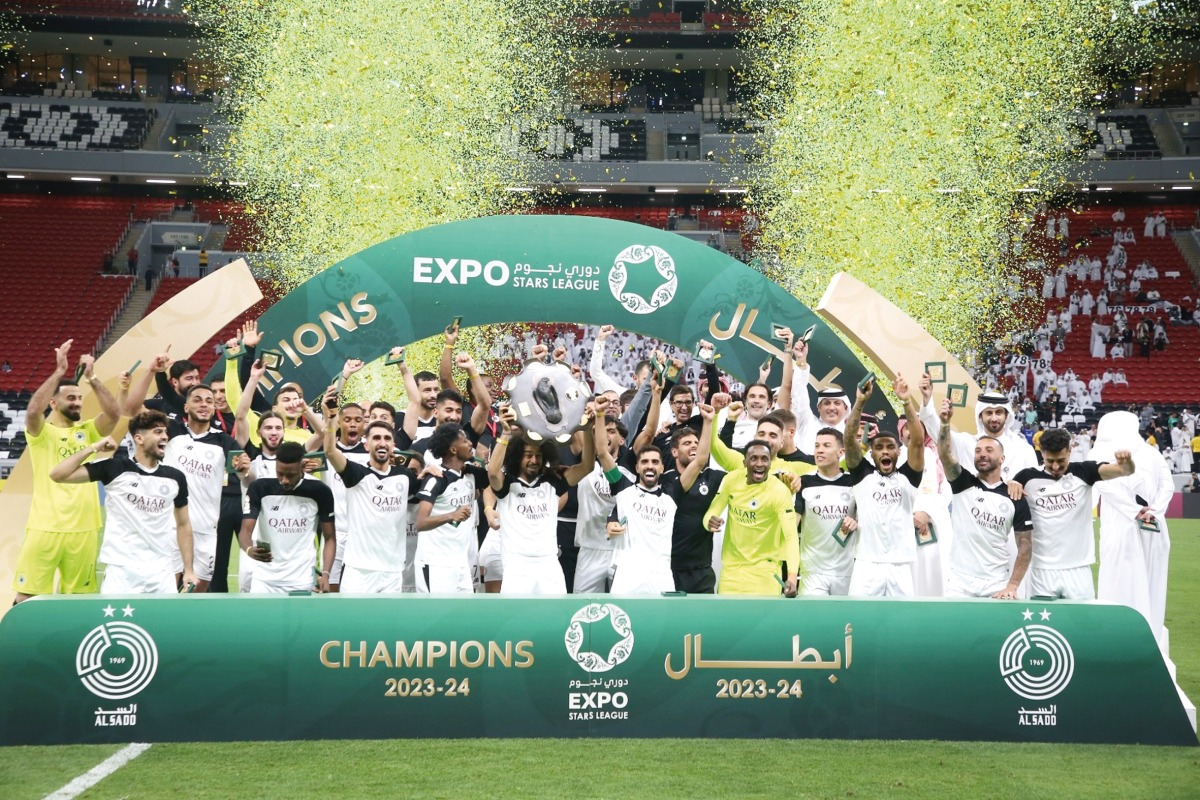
[44, 742, 152, 800]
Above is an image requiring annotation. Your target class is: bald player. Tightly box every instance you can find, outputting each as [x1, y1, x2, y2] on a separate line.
[936, 398, 1033, 599]
[704, 440, 800, 596]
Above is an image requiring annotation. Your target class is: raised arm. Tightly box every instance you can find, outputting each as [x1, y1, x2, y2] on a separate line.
[238, 320, 270, 413]
[323, 386, 348, 474]
[588, 325, 627, 395]
[700, 358, 720, 404]
[594, 404, 616, 473]
[630, 369, 664, 453]
[917, 371, 941, 438]
[788, 338, 819, 436]
[1097, 450, 1135, 481]
[895, 373, 924, 474]
[124, 348, 171, 416]
[777, 327, 795, 412]
[456, 352, 492, 435]
[50, 436, 116, 483]
[935, 398, 961, 481]
[78, 354, 119, 436]
[680, 403, 714, 491]
[440, 322, 462, 393]
[487, 404, 518, 491]
[562, 403, 598, 486]
[619, 378, 652, 440]
[707, 392, 742, 471]
[844, 378, 872, 469]
[233, 357, 266, 448]
[398, 352, 421, 442]
[26, 340, 73, 438]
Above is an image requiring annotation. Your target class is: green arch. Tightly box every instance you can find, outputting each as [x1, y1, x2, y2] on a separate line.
[227, 215, 875, 408]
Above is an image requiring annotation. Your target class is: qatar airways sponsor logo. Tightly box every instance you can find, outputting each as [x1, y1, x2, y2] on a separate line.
[1031, 492, 1079, 512]
[632, 502, 669, 522]
[591, 473, 614, 497]
[268, 516, 312, 536]
[124, 493, 169, 514]
[371, 495, 407, 511]
[810, 503, 850, 521]
[518, 502, 552, 520]
[871, 487, 903, 504]
[175, 456, 216, 479]
[970, 506, 1010, 536]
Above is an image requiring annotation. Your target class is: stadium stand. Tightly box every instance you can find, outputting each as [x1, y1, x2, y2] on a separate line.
[1076, 112, 1163, 160]
[1020, 205, 1200, 405]
[0, 0, 184, 19]
[193, 200, 262, 252]
[0, 102, 156, 150]
[0, 195, 145, 398]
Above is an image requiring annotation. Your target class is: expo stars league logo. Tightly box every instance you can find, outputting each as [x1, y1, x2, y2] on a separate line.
[564, 603, 635, 673]
[608, 245, 677, 315]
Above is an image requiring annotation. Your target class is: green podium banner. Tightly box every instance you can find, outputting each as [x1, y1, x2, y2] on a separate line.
[0, 596, 1193, 746]
[211, 215, 890, 417]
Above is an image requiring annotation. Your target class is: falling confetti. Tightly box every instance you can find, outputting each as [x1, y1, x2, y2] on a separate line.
[742, 0, 1160, 356]
[187, 0, 584, 402]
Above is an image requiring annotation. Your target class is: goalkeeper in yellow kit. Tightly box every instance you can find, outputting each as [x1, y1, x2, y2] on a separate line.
[704, 439, 799, 596]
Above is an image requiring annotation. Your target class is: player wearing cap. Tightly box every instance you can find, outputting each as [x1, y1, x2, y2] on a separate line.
[797, 427, 859, 595]
[935, 398, 1033, 598]
[239, 441, 336, 593]
[1010, 427, 1134, 599]
[50, 411, 195, 594]
[843, 374, 926, 597]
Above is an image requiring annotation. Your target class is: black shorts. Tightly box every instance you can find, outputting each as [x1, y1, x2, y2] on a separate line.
[672, 566, 716, 594]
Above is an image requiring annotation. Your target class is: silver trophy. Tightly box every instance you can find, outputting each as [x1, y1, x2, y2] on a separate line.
[502, 356, 594, 443]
